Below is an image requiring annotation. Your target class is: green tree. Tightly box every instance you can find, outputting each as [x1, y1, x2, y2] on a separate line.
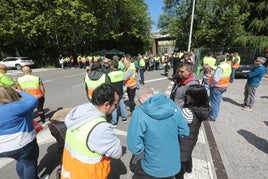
[158, 0, 266, 49]
[0, 0, 151, 65]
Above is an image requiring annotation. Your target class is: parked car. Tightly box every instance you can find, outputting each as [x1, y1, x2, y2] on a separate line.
[0, 57, 35, 70]
[235, 61, 254, 77]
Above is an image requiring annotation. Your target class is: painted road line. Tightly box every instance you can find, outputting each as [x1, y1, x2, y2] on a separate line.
[73, 76, 170, 88]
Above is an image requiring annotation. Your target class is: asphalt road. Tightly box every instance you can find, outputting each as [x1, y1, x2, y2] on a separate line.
[0, 67, 267, 179]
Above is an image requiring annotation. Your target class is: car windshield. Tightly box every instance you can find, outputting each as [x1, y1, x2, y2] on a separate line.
[20, 57, 30, 61]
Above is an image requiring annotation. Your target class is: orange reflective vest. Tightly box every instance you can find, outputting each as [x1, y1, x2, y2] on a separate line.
[61, 117, 110, 179]
[209, 62, 231, 88]
[124, 66, 137, 88]
[232, 56, 240, 69]
[18, 75, 43, 98]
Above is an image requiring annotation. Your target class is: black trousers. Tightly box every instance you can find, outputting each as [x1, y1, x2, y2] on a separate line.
[127, 87, 136, 113]
[37, 97, 45, 122]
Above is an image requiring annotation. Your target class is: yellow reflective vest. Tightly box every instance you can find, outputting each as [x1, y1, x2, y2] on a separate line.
[209, 62, 231, 88]
[61, 116, 110, 179]
[18, 75, 43, 98]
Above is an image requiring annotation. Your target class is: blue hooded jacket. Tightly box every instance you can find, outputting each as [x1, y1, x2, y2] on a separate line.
[127, 94, 189, 177]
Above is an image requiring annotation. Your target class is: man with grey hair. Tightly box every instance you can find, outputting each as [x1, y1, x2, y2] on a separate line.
[127, 86, 189, 179]
[242, 57, 267, 111]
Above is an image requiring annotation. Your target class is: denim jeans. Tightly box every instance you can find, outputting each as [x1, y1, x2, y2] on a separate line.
[230, 68, 236, 83]
[209, 87, 226, 120]
[0, 139, 39, 179]
[140, 68, 145, 85]
[111, 97, 127, 125]
[127, 87, 136, 113]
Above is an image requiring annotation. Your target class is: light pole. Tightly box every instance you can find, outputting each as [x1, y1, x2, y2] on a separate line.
[187, 0, 196, 52]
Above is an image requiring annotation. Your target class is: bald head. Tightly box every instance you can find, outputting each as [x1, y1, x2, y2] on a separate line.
[21, 66, 32, 74]
[0, 64, 7, 74]
[136, 86, 154, 104]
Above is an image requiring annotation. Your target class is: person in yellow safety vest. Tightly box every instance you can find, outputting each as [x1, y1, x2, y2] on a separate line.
[208, 55, 231, 121]
[229, 52, 241, 83]
[0, 64, 18, 88]
[154, 54, 161, 70]
[17, 66, 46, 124]
[123, 55, 137, 113]
[202, 52, 216, 68]
[108, 60, 128, 126]
[84, 61, 111, 101]
[138, 54, 146, 85]
[61, 84, 124, 179]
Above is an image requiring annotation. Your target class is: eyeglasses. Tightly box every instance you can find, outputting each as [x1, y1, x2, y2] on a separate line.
[254, 59, 261, 62]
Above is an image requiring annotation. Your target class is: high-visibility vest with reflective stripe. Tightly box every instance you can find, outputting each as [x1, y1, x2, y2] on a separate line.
[18, 75, 43, 98]
[139, 58, 145, 67]
[203, 57, 216, 67]
[108, 70, 124, 83]
[84, 73, 106, 99]
[210, 62, 231, 88]
[154, 56, 160, 62]
[161, 56, 165, 63]
[124, 66, 137, 87]
[61, 116, 110, 179]
[0, 74, 16, 87]
[232, 56, 240, 69]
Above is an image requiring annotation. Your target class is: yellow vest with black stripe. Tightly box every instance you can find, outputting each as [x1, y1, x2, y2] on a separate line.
[61, 116, 110, 179]
[210, 62, 231, 88]
[84, 73, 106, 99]
[18, 75, 43, 98]
[108, 70, 124, 83]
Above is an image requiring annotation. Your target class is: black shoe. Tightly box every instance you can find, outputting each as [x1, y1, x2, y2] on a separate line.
[207, 118, 215, 122]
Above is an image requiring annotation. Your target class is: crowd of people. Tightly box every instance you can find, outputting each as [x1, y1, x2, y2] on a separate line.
[0, 49, 267, 179]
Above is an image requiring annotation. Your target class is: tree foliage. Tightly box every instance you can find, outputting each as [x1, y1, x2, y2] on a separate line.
[0, 0, 152, 65]
[158, 0, 268, 50]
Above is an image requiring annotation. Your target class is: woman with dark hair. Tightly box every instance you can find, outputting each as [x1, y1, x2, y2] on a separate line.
[176, 84, 210, 179]
[0, 86, 40, 179]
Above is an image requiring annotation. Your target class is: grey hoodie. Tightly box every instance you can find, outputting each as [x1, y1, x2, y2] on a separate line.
[65, 102, 122, 159]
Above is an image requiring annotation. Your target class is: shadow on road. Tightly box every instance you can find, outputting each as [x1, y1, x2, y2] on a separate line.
[237, 129, 268, 154]
[38, 143, 61, 177]
[108, 146, 128, 179]
[222, 97, 242, 107]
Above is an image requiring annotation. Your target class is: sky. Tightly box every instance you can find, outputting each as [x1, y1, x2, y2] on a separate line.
[144, 0, 164, 32]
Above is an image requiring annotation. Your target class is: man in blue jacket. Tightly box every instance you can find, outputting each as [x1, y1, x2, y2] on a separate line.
[242, 57, 267, 111]
[127, 86, 190, 179]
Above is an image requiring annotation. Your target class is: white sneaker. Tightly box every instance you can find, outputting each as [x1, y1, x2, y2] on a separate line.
[184, 172, 193, 178]
[40, 174, 49, 179]
[41, 121, 50, 127]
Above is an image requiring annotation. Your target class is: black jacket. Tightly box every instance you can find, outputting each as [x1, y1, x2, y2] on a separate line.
[179, 106, 210, 162]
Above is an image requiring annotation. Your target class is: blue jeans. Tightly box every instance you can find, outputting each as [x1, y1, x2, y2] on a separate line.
[140, 68, 145, 85]
[111, 97, 127, 125]
[230, 68, 235, 82]
[209, 87, 226, 120]
[0, 139, 39, 179]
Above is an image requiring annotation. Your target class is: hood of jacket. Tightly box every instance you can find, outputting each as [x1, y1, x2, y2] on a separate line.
[87, 71, 103, 80]
[191, 106, 210, 121]
[139, 94, 177, 120]
[64, 102, 105, 131]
